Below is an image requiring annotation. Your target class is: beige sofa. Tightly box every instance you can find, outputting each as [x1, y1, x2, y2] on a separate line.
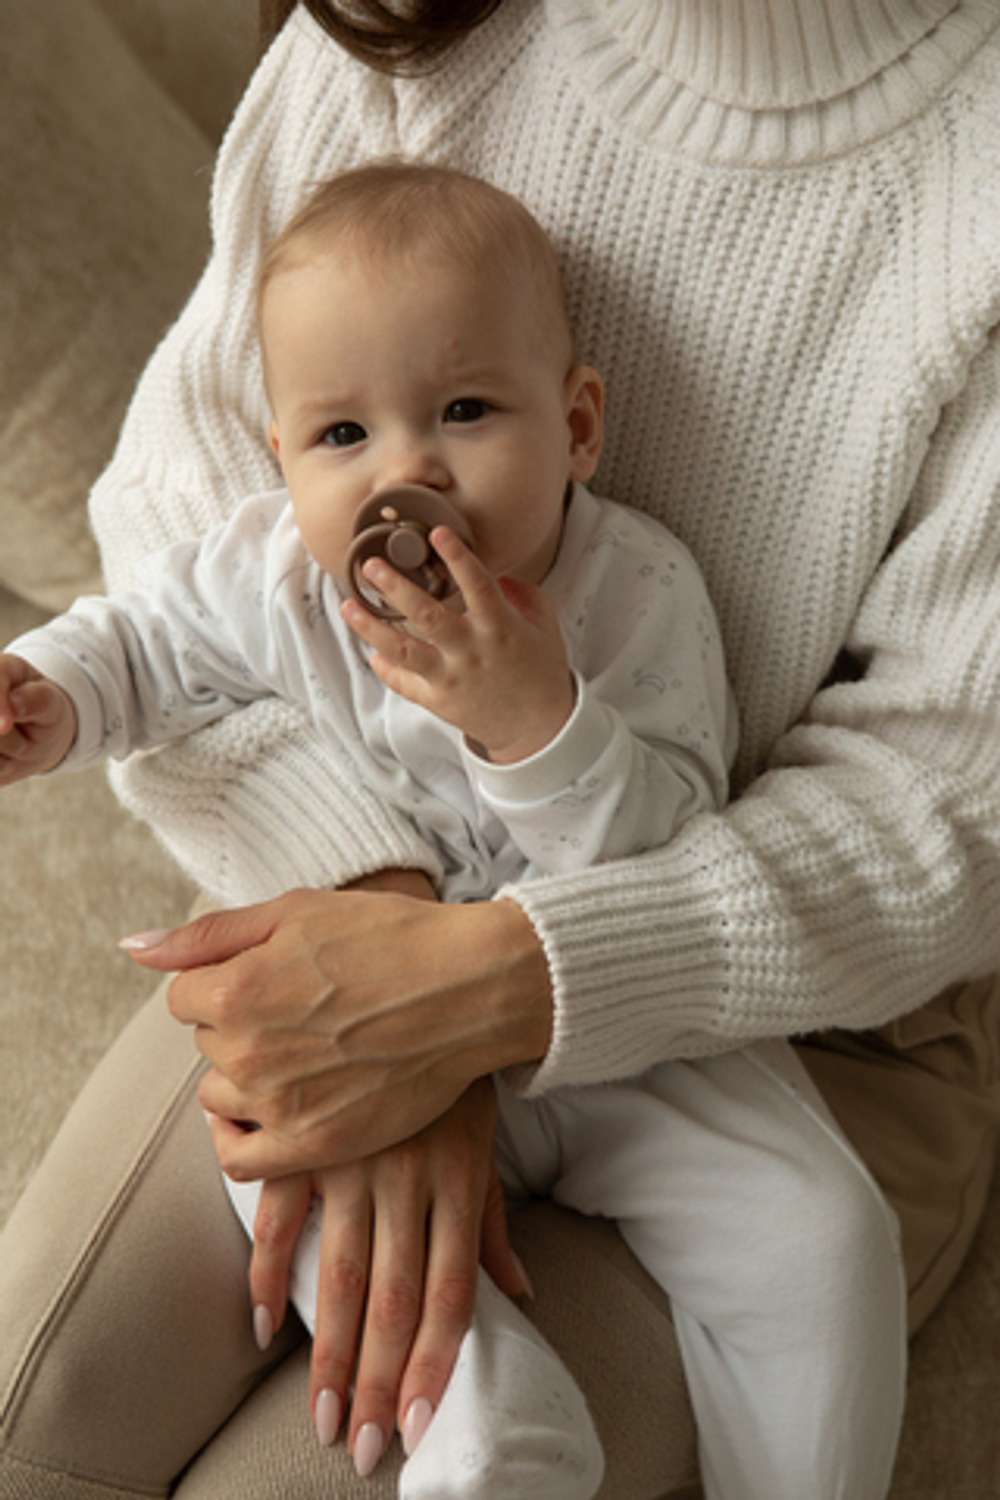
[2, 3, 999, 1494]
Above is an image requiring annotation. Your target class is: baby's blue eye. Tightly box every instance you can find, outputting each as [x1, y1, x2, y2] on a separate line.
[444, 399, 489, 424]
[323, 421, 367, 448]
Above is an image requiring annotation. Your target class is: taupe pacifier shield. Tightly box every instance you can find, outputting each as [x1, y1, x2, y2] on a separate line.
[346, 485, 474, 620]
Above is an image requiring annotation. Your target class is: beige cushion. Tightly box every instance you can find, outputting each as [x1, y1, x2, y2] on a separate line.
[91, 0, 260, 144]
[0, 0, 222, 611]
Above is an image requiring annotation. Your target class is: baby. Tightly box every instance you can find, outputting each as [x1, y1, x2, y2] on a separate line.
[0, 164, 903, 1500]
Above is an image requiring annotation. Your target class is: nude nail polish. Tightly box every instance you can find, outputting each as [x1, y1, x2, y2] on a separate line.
[253, 1304, 274, 1352]
[118, 929, 172, 951]
[315, 1388, 342, 1447]
[511, 1252, 536, 1300]
[354, 1422, 385, 1477]
[402, 1397, 434, 1456]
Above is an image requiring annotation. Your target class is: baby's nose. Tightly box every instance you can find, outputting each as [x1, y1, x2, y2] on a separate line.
[383, 438, 451, 491]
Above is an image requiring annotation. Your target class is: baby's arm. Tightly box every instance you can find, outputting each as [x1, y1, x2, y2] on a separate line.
[343, 516, 735, 874]
[341, 527, 575, 765]
[0, 654, 77, 782]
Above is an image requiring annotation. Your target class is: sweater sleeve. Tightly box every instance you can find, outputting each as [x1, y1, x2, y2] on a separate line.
[505, 324, 1000, 1095]
[86, 12, 436, 901]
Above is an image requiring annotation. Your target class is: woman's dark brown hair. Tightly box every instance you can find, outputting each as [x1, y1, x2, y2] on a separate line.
[259, 1, 504, 73]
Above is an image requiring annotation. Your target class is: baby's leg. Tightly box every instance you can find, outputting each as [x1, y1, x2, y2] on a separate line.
[223, 1181, 604, 1500]
[498, 1040, 907, 1500]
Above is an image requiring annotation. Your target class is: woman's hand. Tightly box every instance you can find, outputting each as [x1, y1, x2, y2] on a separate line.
[243, 1077, 530, 1474]
[123, 882, 552, 1179]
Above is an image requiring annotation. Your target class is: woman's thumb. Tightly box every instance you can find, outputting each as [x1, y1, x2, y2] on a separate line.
[118, 902, 272, 971]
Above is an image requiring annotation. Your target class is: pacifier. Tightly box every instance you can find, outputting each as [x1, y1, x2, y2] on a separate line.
[345, 485, 474, 620]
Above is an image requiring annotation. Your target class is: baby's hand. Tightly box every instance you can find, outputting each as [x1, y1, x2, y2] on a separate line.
[0, 654, 77, 782]
[341, 528, 575, 763]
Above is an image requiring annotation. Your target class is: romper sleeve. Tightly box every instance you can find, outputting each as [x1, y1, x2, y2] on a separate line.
[504, 326, 1000, 1095]
[86, 11, 438, 902]
[9, 496, 321, 771]
[464, 500, 736, 874]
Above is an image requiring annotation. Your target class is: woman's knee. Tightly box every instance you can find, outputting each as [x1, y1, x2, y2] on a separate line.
[0, 988, 293, 1489]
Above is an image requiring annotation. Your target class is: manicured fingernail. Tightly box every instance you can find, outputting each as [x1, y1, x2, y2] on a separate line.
[253, 1304, 274, 1352]
[512, 1252, 536, 1300]
[354, 1422, 385, 1477]
[402, 1397, 434, 1456]
[315, 1388, 342, 1447]
[118, 929, 172, 951]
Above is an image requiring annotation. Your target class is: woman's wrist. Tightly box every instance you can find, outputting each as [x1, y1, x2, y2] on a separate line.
[343, 866, 438, 900]
[347, 876, 554, 1074]
[462, 897, 554, 1073]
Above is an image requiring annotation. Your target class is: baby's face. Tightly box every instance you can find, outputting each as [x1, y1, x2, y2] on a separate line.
[262, 244, 601, 590]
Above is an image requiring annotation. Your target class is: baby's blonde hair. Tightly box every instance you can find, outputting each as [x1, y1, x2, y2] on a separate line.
[258, 160, 574, 372]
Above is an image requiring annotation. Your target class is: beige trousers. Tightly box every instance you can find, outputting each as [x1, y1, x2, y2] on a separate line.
[1, 972, 997, 1498]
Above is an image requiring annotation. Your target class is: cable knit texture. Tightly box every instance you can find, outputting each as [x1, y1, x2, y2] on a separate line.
[88, 0, 1000, 1091]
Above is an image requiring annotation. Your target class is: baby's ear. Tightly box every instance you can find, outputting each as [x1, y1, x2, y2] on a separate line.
[565, 365, 604, 482]
[267, 420, 281, 457]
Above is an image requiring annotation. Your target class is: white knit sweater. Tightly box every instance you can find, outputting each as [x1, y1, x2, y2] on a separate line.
[89, 0, 1000, 1093]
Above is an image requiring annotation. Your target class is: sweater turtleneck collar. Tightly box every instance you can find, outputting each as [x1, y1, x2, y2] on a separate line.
[546, 0, 998, 161]
[607, 0, 961, 109]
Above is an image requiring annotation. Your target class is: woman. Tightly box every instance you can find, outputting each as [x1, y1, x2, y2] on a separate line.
[2, 1, 999, 1494]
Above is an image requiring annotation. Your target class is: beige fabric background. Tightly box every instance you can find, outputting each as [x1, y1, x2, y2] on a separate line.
[0, 0, 254, 611]
[1, 1, 999, 1494]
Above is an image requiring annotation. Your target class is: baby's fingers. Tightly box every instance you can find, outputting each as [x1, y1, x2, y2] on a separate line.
[9, 679, 69, 730]
[428, 528, 504, 620]
[0, 734, 32, 782]
[0, 654, 37, 733]
[0, 698, 18, 737]
[0, 678, 77, 778]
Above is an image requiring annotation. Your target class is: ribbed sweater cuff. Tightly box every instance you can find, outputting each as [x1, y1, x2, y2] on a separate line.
[499, 836, 734, 1097]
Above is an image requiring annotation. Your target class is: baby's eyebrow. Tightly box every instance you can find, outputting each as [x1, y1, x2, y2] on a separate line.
[294, 392, 357, 416]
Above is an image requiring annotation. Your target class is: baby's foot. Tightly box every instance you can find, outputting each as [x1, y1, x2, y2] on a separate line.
[399, 1270, 604, 1500]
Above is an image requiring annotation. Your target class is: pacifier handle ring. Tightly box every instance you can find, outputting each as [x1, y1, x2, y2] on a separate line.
[345, 485, 474, 620]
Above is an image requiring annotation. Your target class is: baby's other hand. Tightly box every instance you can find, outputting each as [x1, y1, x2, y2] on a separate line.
[0, 654, 77, 782]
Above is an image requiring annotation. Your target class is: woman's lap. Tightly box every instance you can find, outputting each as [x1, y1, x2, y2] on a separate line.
[1, 972, 997, 1495]
[796, 972, 1000, 1334]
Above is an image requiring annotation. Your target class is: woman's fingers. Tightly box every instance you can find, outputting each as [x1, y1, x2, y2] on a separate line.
[394, 1176, 481, 1455]
[344, 1147, 429, 1474]
[307, 1152, 429, 1475]
[478, 1158, 533, 1303]
[310, 1166, 374, 1453]
[206, 1080, 514, 1479]
[305, 1081, 506, 1475]
[391, 1079, 508, 1458]
[248, 1173, 314, 1349]
[121, 900, 281, 976]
